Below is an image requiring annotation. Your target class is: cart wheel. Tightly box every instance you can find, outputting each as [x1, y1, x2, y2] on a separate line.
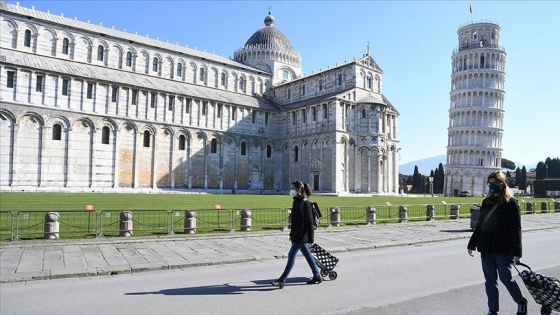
[541, 305, 551, 315]
[320, 270, 328, 278]
[328, 271, 338, 280]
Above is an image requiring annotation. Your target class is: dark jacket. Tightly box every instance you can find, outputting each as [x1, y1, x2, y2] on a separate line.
[289, 196, 315, 244]
[467, 197, 522, 257]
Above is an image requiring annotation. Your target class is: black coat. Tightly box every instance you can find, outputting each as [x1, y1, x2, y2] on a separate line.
[289, 196, 315, 244]
[467, 197, 522, 257]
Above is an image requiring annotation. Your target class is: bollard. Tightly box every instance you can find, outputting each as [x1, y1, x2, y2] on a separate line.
[44, 212, 60, 239]
[555, 201, 560, 213]
[450, 204, 460, 220]
[119, 211, 133, 237]
[526, 202, 534, 214]
[541, 202, 549, 214]
[426, 205, 434, 221]
[240, 209, 251, 231]
[367, 206, 376, 225]
[330, 207, 340, 227]
[183, 210, 196, 234]
[469, 204, 481, 230]
[398, 206, 408, 223]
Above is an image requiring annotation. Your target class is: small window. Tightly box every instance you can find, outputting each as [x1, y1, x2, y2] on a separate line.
[143, 130, 150, 147]
[199, 67, 205, 81]
[301, 85, 305, 96]
[126, 52, 132, 67]
[221, 73, 226, 86]
[87, 83, 94, 99]
[201, 102, 207, 116]
[7, 71, 15, 88]
[252, 110, 257, 124]
[265, 112, 269, 126]
[361, 108, 366, 118]
[239, 77, 245, 91]
[338, 73, 342, 86]
[211, 138, 217, 154]
[36, 75, 43, 92]
[179, 135, 186, 151]
[312, 107, 317, 122]
[111, 86, 118, 102]
[131, 89, 138, 105]
[292, 112, 296, 125]
[231, 106, 237, 120]
[217, 104, 222, 118]
[152, 57, 159, 72]
[52, 123, 62, 140]
[24, 30, 32, 47]
[287, 89, 291, 100]
[97, 45, 104, 61]
[323, 104, 328, 119]
[185, 99, 191, 113]
[319, 79, 323, 91]
[294, 146, 299, 162]
[241, 142, 247, 156]
[302, 109, 306, 123]
[150, 93, 156, 108]
[62, 79, 69, 96]
[367, 76, 373, 90]
[101, 126, 110, 144]
[62, 38, 69, 55]
[177, 63, 182, 77]
[266, 145, 272, 158]
[168, 96, 174, 111]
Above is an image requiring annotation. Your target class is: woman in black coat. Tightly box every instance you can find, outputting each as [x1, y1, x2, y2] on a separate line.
[467, 171, 527, 315]
[270, 181, 321, 289]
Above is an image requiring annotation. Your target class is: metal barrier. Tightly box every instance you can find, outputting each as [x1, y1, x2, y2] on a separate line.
[170, 209, 233, 234]
[0, 211, 15, 240]
[334, 206, 369, 225]
[99, 210, 170, 237]
[14, 210, 99, 240]
[232, 208, 287, 231]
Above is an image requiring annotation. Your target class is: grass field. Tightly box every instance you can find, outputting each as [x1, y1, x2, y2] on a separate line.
[0, 192, 553, 241]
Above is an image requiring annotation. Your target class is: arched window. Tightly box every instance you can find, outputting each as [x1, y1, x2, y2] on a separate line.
[221, 73, 226, 86]
[52, 123, 62, 140]
[338, 73, 343, 86]
[367, 76, 373, 90]
[211, 138, 218, 153]
[177, 63, 183, 77]
[199, 67, 205, 81]
[152, 57, 159, 72]
[301, 85, 305, 96]
[293, 146, 299, 162]
[239, 77, 245, 91]
[179, 135, 186, 151]
[97, 45, 104, 61]
[126, 52, 132, 67]
[302, 109, 306, 123]
[312, 107, 317, 121]
[241, 142, 247, 156]
[143, 130, 150, 147]
[266, 145, 272, 158]
[24, 29, 31, 47]
[287, 89, 291, 100]
[62, 38, 69, 55]
[102, 126, 110, 144]
[361, 108, 367, 119]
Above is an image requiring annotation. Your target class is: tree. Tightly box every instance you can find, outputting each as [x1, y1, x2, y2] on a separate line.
[519, 166, 527, 191]
[501, 158, 516, 170]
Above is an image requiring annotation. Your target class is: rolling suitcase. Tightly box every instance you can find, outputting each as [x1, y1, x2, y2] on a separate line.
[309, 243, 339, 280]
[514, 262, 560, 315]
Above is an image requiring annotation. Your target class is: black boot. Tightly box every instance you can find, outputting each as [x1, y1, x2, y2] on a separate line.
[306, 275, 322, 284]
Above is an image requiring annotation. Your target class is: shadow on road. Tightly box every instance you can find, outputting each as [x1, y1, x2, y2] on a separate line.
[440, 229, 473, 233]
[124, 277, 310, 295]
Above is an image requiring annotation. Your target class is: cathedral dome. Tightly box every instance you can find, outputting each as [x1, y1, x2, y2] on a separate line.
[243, 12, 295, 53]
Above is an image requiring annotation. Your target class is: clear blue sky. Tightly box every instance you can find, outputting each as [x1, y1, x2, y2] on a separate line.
[10, 0, 560, 168]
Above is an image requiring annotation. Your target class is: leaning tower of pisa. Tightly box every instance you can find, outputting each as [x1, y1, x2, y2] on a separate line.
[444, 21, 507, 197]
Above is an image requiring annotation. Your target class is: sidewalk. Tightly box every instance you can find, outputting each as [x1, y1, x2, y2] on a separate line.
[2, 214, 560, 283]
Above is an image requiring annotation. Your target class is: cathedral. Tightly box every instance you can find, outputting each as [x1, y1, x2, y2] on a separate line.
[0, 2, 400, 194]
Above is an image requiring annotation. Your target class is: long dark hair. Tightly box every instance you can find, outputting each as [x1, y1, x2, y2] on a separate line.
[293, 180, 312, 197]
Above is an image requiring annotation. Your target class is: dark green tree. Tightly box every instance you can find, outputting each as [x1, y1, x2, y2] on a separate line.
[520, 166, 527, 191]
[501, 158, 516, 170]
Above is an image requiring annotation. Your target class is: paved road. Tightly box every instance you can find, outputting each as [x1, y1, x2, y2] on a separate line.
[1, 230, 558, 315]
[1, 213, 559, 284]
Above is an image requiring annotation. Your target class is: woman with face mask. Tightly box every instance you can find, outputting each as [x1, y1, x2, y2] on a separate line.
[270, 181, 321, 289]
[467, 171, 527, 315]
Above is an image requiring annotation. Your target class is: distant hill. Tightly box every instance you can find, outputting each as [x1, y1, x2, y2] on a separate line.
[400, 155, 446, 175]
[399, 155, 537, 176]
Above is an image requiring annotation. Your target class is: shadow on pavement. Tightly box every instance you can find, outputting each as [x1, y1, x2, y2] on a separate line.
[440, 229, 473, 233]
[124, 277, 310, 295]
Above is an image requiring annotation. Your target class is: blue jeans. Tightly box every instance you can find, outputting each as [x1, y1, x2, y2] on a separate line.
[481, 252, 524, 312]
[278, 242, 320, 282]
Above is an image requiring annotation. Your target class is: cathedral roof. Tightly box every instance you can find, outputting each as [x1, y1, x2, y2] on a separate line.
[242, 12, 296, 53]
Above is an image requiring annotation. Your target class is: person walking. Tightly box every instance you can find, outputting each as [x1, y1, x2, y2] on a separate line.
[270, 181, 322, 289]
[467, 170, 528, 315]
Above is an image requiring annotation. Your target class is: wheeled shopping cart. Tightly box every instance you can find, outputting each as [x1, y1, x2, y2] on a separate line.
[514, 262, 560, 315]
[309, 243, 339, 280]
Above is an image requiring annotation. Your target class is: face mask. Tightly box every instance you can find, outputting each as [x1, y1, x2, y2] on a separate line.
[289, 189, 297, 197]
[488, 183, 502, 193]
